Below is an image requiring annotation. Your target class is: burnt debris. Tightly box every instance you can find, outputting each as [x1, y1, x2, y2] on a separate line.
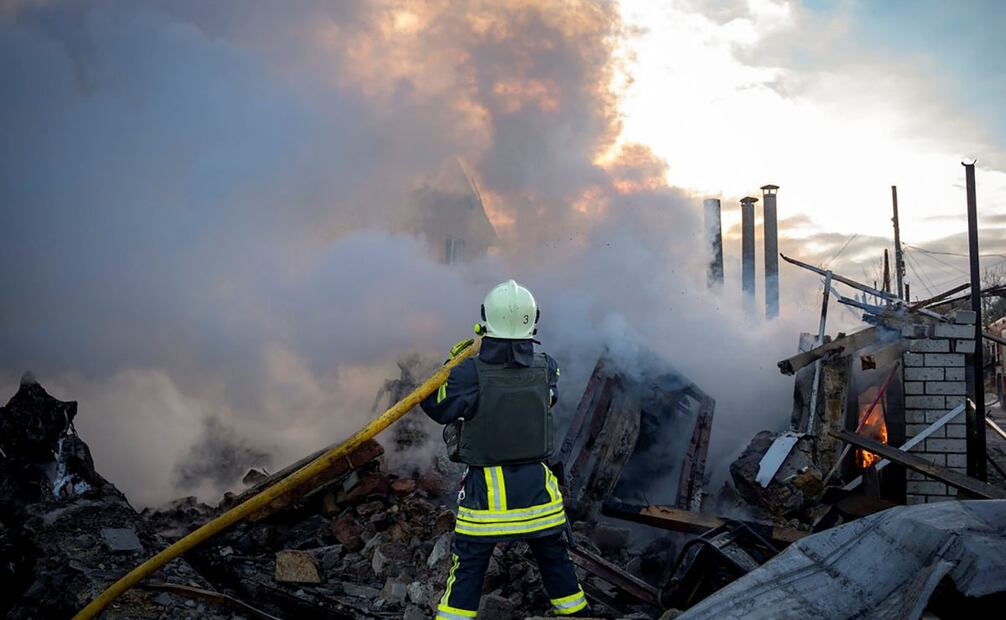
[0, 375, 213, 619]
[6, 289, 1006, 620]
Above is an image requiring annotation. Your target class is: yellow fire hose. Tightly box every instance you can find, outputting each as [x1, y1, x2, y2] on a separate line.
[74, 340, 478, 619]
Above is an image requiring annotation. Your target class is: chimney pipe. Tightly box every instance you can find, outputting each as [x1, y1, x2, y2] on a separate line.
[761, 185, 780, 319]
[703, 198, 724, 288]
[740, 196, 758, 313]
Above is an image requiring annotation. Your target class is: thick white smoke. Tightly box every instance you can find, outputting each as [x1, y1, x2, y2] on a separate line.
[1, 0, 832, 506]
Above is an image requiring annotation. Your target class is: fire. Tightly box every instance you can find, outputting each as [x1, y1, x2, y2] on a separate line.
[855, 388, 889, 469]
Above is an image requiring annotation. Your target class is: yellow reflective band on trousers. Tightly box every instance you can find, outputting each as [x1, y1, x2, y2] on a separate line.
[551, 589, 588, 615]
[440, 554, 460, 606]
[455, 505, 566, 537]
[437, 555, 478, 618]
[456, 465, 567, 537]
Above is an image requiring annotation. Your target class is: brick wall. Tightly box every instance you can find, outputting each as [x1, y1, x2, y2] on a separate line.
[901, 310, 976, 504]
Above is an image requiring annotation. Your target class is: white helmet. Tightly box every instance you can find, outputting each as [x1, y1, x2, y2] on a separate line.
[481, 280, 538, 339]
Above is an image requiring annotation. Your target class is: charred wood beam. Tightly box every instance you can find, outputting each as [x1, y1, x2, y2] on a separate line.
[778, 327, 880, 376]
[578, 581, 628, 618]
[805, 271, 833, 434]
[602, 500, 806, 545]
[238, 439, 382, 500]
[987, 415, 1006, 442]
[984, 331, 1006, 348]
[782, 254, 946, 320]
[568, 546, 661, 608]
[678, 394, 714, 511]
[253, 580, 383, 619]
[557, 357, 609, 464]
[988, 454, 1006, 480]
[909, 283, 971, 311]
[782, 254, 900, 303]
[930, 284, 1006, 310]
[139, 582, 282, 620]
[833, 430, 1006, 499]
[230, 439, 384, 521]
[842, 403, 965, 491]
[836, 294, 888, 316]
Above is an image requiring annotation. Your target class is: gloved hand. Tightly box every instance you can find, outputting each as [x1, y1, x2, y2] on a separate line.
[448, 338, 475, 360]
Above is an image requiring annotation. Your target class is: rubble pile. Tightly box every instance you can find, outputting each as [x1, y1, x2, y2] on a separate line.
[729, 431, 824, 527]
[150, 454, 660, 618]
[0, 374, 214, 619]
[0, 374, 656, 619]
[7, 288, 1005, 620]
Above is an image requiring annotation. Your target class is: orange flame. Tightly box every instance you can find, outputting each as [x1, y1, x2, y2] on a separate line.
[855, 393, 889, 469]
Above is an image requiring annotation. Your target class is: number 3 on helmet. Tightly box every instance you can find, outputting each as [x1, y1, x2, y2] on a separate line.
[479, 280, 539, 339]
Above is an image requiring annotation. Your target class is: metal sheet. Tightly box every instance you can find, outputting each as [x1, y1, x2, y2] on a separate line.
[755, 432, 802, 488]
[678, 500, 1006, 620]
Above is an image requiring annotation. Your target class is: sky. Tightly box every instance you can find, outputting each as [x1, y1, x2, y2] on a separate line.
[0, 0, 1003, 505]
[615, 0, 1006, 292]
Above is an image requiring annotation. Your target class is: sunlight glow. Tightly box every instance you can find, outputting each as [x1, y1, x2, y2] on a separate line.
[614, 0, 1006, 244]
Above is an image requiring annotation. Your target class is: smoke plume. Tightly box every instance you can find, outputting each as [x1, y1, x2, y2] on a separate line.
[2, 0, 812, 506]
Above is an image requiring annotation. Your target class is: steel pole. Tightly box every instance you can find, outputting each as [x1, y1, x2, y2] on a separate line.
[964, 162, 987, 480]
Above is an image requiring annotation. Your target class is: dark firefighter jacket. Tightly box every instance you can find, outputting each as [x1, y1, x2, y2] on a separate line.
[420, 337, 565, 542]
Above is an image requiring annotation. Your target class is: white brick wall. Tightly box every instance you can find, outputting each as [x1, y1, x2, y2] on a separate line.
[901, 316, 974, 504]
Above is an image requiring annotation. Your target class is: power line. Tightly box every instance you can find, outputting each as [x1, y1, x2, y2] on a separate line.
[904, 251, 935, 296]
[906, 246, 969, 276]
[912, 257, 1006, 294]
[903, 242, 1006, 260]
[824, 233, 859, 270]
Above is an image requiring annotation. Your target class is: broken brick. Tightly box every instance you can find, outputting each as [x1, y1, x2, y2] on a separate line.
[330, 515, 363, 551]
[274, 549, 321, 584]
[391, 478, 417, 496]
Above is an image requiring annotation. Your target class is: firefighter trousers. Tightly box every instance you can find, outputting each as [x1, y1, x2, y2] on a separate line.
[436, 533, 588, 618]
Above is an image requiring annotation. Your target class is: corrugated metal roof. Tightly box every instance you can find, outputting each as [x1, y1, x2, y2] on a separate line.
[679, 500, 1006, 620]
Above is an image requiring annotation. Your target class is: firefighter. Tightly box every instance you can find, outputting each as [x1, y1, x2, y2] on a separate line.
[421, 280, 588, 619]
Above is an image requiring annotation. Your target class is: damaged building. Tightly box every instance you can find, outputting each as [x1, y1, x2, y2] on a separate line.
[3, 257, 1006, 619]
[405, 159, 499, 265]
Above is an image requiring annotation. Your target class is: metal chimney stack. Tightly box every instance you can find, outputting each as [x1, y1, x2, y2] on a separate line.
[740, 196, 758, 313]
[703, 198, 724, 288]
[761, 185, 780, 319]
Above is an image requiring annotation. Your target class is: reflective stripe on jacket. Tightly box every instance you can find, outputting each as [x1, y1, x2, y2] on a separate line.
[420, 338, 565, 543]
[454, 462, 567, 541]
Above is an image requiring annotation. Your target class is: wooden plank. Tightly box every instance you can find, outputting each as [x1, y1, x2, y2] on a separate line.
[678, 393, 714, 511]
[602, 501, 806, 544]
[843, 403, 965, 491]
[778, 327, 879, 375]
[569, 546, 660, 607]
[833, 430, 1006, 500]
[909, 283, 970, 311]
[984, 331, 1006, 347]
[987, 415, 1006, 441]
[781, 254, 899, 303]
[239, 439, 384, 520]
[140, 582, 282, 620]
